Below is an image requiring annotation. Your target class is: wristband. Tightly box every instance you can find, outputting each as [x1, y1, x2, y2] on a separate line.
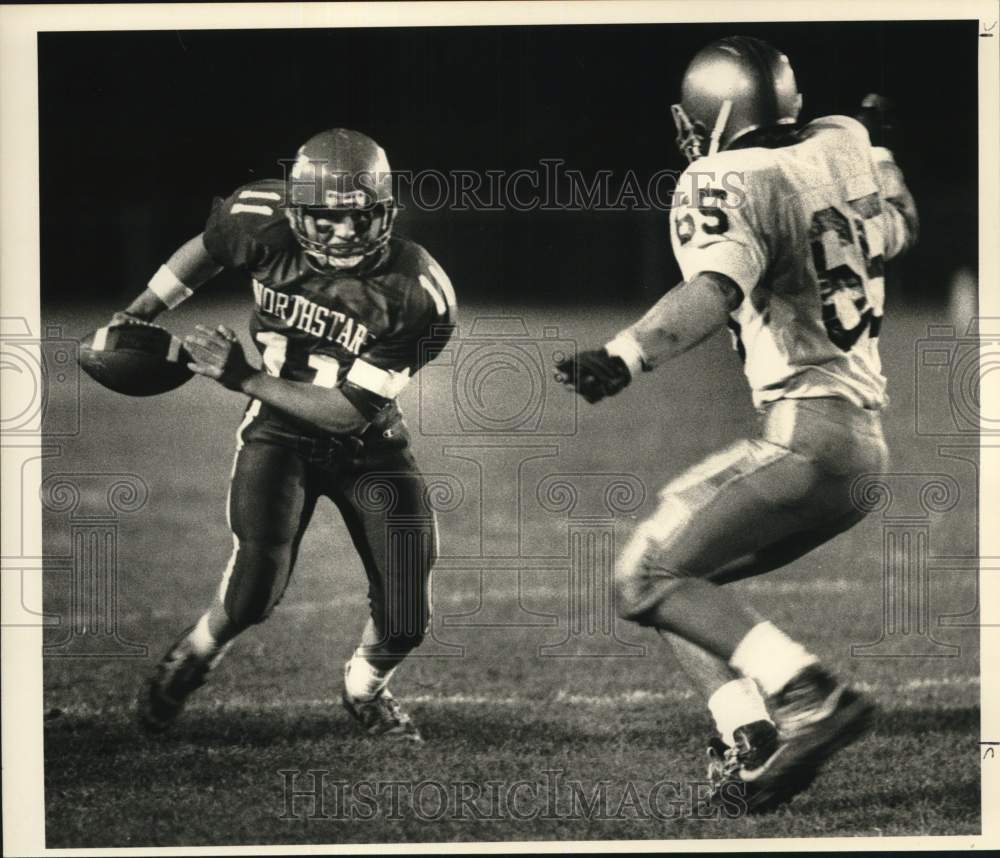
[148, 265, 194, 309]
[605, 330, 648, 377]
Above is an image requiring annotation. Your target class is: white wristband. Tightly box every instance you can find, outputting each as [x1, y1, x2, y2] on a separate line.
[605, 330, 647, 377]
[148, 265, 194, 309]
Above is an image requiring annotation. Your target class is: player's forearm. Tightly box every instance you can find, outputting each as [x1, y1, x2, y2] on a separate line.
[611, 272, 740, 372]
[239, 372, 369, 435]
[873, 154, 919, 256]
[125, 234, 224, 321]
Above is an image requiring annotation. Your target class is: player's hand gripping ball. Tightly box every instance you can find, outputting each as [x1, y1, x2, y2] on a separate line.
[78, 319, 194, 396]
[184, 324, 256, 391]
[554, 348, 632, 404]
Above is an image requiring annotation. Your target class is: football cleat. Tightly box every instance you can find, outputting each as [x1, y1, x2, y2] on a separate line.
[341, 664, 423, 743]
[739, 665, 875, 807]
[137, 627, 222, 733]
[706, 719, 780, 808]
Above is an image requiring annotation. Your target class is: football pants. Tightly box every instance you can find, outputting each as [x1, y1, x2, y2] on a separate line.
[615, 397, 889, 623]
[218, 400, 437, 654]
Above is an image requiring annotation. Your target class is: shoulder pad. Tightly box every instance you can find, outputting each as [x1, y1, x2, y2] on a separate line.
[805, 115, 872, 146]
[675, 152, 770, 207]
[215, 179, 295, 249]
[384, 239, 457, 321]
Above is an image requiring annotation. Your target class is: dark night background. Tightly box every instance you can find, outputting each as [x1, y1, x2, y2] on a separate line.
[39, 20, 978, 308]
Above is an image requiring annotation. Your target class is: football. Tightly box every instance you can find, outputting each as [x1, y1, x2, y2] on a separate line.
[78, 322, 193, 396]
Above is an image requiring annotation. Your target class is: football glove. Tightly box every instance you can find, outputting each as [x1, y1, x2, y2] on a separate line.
[855, 93, 896, 151]
[554, 348, 632, 404]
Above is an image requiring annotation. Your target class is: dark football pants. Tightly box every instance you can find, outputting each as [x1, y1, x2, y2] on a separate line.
[219, 402, 437, 654]
[615, 397, 890, 623]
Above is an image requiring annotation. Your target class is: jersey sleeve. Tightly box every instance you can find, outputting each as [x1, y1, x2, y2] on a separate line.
[872, 153, 919, 260]
[202, 182, 285, 271]
[340, 258, 457, 420]
[670, 166, 768, 298]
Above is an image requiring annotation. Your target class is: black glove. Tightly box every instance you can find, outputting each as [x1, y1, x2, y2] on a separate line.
[855, 93, 896, 150]
[554, 348, 631, 404]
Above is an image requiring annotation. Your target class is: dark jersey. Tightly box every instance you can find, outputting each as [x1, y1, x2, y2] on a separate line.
[202, 179, 456, 432]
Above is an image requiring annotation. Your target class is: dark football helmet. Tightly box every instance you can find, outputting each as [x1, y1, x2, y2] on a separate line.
[285, 128, 396, 271]
[671, 36, 802, 162]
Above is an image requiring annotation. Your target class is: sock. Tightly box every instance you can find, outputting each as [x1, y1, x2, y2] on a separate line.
[344, 651, 396, 701]
[729, 621, 819, 697]
[187, 612, 221, 659]
[707, 678, 772, 746]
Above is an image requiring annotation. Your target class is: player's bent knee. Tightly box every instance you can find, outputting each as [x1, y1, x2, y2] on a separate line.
[614, 519, 689, 624]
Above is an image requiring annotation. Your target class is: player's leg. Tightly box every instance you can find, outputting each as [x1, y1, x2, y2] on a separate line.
[616, 399, 887, 806]
[707, 506, 867, 586]
[202, 439, 318, 647]
[618, 438, 822, 643]
[661, 504, 868, 777]
[618, 411, 885, 655]
[334, 450, 437, 740]
[139, 419, 318, 732]
[661, 632, 770, 734]
[616, 448, 837, 807]
[651, 511, 862, 804]
[659, 500, 866, 739]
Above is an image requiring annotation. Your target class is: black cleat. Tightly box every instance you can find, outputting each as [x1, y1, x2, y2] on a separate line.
[341, 663, 423, 743]
[137, 627, 222, 733]
[739, 665, 875, 808]
[707, 719, 786, 812]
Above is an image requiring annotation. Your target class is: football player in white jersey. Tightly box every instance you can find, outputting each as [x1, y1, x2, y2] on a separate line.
[556, 36, 917, 810]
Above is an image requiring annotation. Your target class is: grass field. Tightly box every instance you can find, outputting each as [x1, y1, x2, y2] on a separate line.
[40, 297, 981, 846]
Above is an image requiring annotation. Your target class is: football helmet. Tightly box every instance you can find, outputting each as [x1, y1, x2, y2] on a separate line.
[285, 128, 396, 271]
[671, 36, 802, 162]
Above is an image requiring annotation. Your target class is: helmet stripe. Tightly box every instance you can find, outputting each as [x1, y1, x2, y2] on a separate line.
[238, 190, 281, 201]
[231, 203, 274, 216]
[708, 99, 733, 157]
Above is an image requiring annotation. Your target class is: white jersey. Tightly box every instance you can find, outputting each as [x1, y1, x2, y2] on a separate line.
[669, 115, 912, 410]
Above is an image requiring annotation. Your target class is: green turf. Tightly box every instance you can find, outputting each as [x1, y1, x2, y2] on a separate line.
[41, 299, 981, 846]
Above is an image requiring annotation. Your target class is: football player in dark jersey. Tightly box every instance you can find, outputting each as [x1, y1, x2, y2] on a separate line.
[119, 129, 456, 742]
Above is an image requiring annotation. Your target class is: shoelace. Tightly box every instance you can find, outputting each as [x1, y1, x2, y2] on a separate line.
[379, 694, 410, 725]
[721, 744, 743, 777]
